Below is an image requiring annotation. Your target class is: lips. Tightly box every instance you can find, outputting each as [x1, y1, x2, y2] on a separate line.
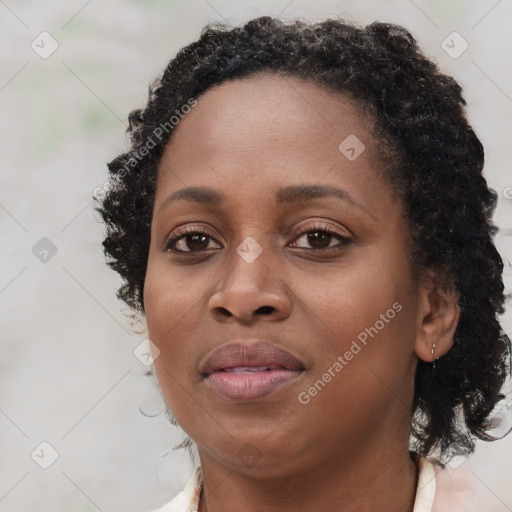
[200, 340, 305, 400]
[200, 340, 305, 375]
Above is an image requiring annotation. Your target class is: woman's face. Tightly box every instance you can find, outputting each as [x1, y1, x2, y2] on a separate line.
[144, 74, 423, 476]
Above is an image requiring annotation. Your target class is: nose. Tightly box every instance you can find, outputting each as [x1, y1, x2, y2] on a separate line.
[208, 244, 292, 324]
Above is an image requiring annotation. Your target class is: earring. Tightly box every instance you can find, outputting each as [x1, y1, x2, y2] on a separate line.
[431, 343, 437, 370]
[431, 343, 436, 357]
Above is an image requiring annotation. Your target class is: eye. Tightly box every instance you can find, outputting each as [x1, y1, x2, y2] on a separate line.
[164, 222, 352, 255]
[288, 223, 352, 252]
[164, 226, 222, 253]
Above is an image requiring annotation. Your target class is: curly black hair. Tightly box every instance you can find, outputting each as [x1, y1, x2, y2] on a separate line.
[95, 16, 511, 465]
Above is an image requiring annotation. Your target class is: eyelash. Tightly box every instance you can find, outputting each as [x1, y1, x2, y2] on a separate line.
[164, 222, 352, 255]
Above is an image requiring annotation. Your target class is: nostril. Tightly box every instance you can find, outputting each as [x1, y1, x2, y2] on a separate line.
[257, 306, 274, 315]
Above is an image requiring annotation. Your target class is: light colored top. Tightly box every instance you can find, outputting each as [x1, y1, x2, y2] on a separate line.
[149, 456, 454, 512]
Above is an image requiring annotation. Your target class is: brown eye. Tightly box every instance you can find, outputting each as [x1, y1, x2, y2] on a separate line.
[289, 224, 352, 252]
[165, 230, 221, 253]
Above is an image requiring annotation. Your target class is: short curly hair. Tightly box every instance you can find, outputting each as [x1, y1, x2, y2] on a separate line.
[95, 16, 511, 464]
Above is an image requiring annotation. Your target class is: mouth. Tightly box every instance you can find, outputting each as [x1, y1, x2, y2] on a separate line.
[220, 365, 293, 373]
[200, 340, 305, 401]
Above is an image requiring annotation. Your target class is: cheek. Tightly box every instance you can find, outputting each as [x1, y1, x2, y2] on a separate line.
[303, 253, 414, 346]
[298, 245, 417, 406]
[144, 262, 195, 376]
[295, 280, 415, 447]
[144, 270, 174, 343]
[144, 264, 203, 425]
[144, 257, 203, 337]
[143, 257, 219, 391]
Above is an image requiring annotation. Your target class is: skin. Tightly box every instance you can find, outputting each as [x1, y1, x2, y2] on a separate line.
[143, 74, 460, 512]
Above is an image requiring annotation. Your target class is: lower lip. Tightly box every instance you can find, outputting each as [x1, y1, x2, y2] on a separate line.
[206, 369, 303, 400]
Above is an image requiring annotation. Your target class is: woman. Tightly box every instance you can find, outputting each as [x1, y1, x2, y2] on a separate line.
[96, 16, 511, 511]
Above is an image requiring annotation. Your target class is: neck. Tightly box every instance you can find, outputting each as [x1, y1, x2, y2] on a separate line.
[197, 438, 419, 512]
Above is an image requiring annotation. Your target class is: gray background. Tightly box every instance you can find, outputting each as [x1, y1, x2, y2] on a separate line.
[1, 0, 511, 511]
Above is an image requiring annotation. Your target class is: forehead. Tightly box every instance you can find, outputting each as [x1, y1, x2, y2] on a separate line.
[155, 73, 381, 205]
[163, 73, 371, 156]
[193, 73, 363, 122]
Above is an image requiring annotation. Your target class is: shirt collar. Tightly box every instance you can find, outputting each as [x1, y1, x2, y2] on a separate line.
[413, 456, 437, 512]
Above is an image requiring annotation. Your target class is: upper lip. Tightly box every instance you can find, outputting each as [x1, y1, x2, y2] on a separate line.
[200, 340, 305, 375]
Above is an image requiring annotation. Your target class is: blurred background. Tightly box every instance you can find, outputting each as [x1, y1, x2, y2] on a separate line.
[1, 0, 511, 511]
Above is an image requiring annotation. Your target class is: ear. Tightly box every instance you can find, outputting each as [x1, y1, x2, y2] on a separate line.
[414, 271, 461, 362]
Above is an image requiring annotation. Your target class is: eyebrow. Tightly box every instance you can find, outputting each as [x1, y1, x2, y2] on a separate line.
[158, 184, 373, 218]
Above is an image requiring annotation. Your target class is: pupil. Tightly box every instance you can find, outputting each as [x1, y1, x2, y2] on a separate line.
[187, 234, 208, 250]
[308, 231, 330, 248]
